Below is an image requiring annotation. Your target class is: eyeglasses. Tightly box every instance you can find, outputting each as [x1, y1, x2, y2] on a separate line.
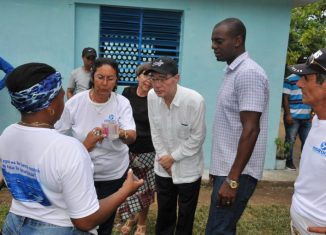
[148, 74, 174, 83]
[95, 75, 117, 81]
[139, 72, 150, 79]
[307, 55, 326, 72]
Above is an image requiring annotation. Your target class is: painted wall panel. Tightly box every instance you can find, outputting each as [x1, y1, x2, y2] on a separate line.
[0, 0, 293, 170]
[75, 4, 100, 68]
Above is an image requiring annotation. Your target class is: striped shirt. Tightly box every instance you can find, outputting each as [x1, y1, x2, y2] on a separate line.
[283, 74, 311, 119]
[209, 52, 269, 180]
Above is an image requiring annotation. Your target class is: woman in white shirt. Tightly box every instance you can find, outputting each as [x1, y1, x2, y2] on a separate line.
[55, 58, 136, 235]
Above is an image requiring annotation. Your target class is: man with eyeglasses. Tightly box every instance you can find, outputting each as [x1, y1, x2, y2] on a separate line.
[146, 57, 206, 235]
[67, 47, 97, 99]
[283, 55, 313, 170]
[288, 48, 326, 235]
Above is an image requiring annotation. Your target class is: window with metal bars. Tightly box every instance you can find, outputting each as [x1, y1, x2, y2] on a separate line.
[99, 6, 182, 85]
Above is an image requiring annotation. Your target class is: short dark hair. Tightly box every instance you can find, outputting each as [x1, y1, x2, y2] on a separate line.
[136, 63, 151, 76]
[6, 63, 55, 92]
[214, 18, 246, 44]
[82, 47, 97, 58]
[89, 58, 119, 91]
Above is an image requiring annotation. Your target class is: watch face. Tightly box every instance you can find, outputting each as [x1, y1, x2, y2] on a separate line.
[230, 181, 238, 189]
[226, 177, 238, 189]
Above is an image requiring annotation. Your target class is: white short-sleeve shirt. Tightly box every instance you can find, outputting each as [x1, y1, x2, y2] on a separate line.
[0, 125, 99, 230]
[55, 90, 136, 181]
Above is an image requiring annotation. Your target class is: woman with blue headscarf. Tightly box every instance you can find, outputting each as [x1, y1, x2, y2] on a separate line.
[0, 62, 142, 235]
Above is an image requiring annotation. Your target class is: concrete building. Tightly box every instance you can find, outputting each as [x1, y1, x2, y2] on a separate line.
[0, 0, 317, 169]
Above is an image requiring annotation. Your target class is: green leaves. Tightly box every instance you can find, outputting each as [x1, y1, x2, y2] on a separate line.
[275, 138, 290, 160]
[287, 0, 326, 66]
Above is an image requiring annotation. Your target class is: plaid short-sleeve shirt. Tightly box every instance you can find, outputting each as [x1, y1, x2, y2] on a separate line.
[209, 52, 269, 180]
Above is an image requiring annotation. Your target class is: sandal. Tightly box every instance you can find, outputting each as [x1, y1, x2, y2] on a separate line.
[134, 224, 146, 235]
[120, 217, 137, 235]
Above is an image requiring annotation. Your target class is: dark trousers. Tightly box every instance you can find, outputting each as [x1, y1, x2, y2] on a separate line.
[205, 175, 258, 235]
[94, 172, 127, 235]
[155, 174, 201, 235]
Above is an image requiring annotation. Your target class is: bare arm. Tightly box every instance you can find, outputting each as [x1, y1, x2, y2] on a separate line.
[217, 111, 261, 207]
[0, 175, 5, 191]
[283, 94, 293, 125]
[66, 88, 74, 100]
[119, 129, 136, 145]
[307, 227, 326, 234]
[228, 111, 261, 179]
[71, 169, 143, 231]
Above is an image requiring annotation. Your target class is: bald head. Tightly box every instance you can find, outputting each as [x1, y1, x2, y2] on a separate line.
[214, 18, 246, 46]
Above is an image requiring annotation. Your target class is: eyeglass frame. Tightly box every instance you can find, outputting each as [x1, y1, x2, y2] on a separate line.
[307, 55, 326, 72]
[147, 73, 176, 83]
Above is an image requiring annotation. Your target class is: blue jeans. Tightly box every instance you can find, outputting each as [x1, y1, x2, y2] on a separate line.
[2, 212, 92, 235]
[205, 175, 258, 235]
[284, 118, 311, 162]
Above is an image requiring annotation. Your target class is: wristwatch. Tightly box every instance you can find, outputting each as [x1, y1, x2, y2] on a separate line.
[225, 177, 239, 189]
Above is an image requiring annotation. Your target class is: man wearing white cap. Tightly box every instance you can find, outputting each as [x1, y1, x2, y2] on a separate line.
[288, 48, 326, 235]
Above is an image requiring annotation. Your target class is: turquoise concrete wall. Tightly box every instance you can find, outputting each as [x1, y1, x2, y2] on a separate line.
[0, 0, 292, 170]
[0, 0, 75, 130]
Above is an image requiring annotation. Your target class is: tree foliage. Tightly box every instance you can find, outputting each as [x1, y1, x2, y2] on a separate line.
[287, 0, 326, 65]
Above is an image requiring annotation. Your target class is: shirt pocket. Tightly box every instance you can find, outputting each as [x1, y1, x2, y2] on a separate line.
[177, 123, 190, 140]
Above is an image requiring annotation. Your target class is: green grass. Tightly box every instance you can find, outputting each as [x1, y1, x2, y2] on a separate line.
[0, 202, 9, 229]
[112, 204, 290, 235]
[237, 204, 291, 235]
[1, 199, 290, 235]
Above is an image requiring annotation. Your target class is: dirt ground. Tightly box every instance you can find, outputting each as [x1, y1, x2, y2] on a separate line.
[0, 113, 298, 209]
[196, 180, 294, 207]
[0, 180, 294, 209]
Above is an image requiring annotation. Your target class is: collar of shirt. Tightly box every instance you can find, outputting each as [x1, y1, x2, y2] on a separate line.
[158, 84, 182, 108]
[224, 51, 249, 72]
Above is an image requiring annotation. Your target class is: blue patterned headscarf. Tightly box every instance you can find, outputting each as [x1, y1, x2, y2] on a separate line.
[9, 72, 62, 113]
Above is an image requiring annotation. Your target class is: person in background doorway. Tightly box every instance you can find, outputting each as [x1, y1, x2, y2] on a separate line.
[67, 47, 97, 99]
[283, 55, 313, 170]
[206, 18, 269, 235]
[288, 48, 326, 235]
[118, 63, 155, 235]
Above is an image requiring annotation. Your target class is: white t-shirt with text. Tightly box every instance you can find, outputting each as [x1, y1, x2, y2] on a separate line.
[0, 124, 99, 231]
